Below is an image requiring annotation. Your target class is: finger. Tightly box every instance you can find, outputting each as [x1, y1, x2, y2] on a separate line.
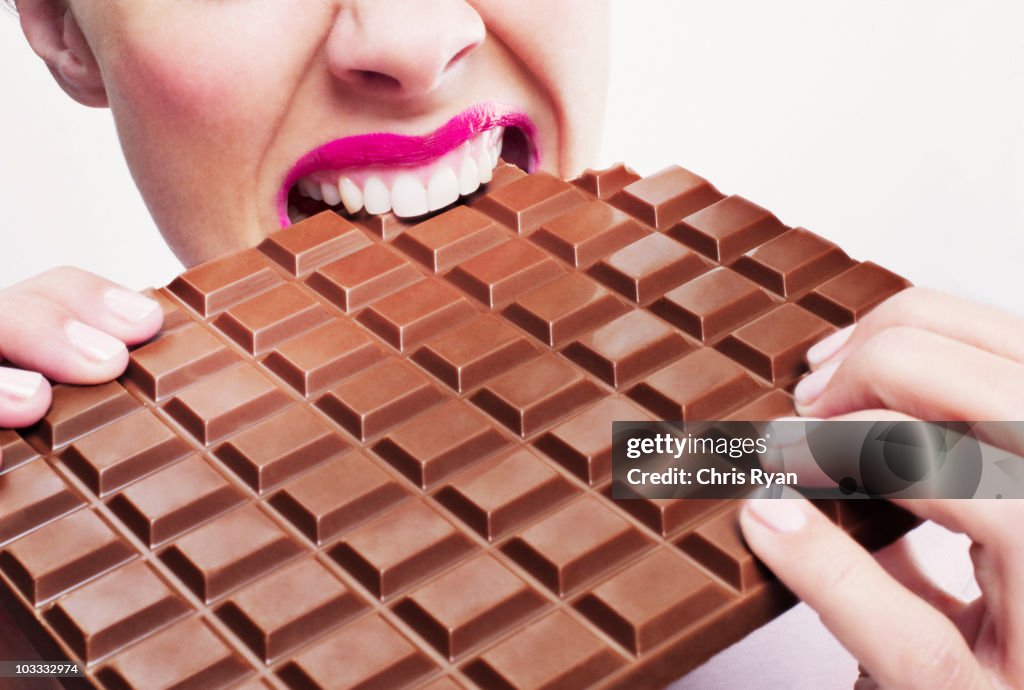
[795, 411, 1024, 549]
[782, 411, 1024, 545]
[952, 598, 990, 651]
[808, 416, 1024, 636]
[16, 266, 162, 345]
[853, 668, 879, 690]
[791, 407, 1024, 678]
[888, 500, 1024, 610]
[795, 327, 1024, 423]
[766, 410, 916, 488]
[890, 499, 1024, 676]
[806, 287, 1024, 371]
[0, 291, 130, 384]
[773, 411, 1024, 498]
[0, 366, 52, 430]
[740, 498, 990, 690]
[890, 499, 1024, 555]
[873, 534, 970, 623]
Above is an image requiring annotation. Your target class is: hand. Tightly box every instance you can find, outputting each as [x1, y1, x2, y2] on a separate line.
[741, 497, 1019, 689]
[740, 287, 1024, 689]
[0, 267, 162, 464]
[795, 287, 1024, 422]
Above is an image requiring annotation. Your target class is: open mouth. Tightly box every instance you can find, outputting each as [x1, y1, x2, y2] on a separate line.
[279, 103, 538, 226]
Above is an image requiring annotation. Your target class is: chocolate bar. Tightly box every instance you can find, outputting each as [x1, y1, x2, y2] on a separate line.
[0, 162, 914, 689]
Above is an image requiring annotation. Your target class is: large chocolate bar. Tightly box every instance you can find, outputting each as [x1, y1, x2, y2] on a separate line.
[0, 162, 914, 689]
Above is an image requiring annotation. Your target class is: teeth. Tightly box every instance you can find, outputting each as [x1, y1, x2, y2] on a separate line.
[298, 178, 323, 201]
[339, 177, 363, 214]
[363, 176, 391, 215]
[492, 132, 503, 166]
[427, 167, 460, 212]
[294, 126, 507, 218]
[477, 148, 493, 184]
[391, 174, 429, 217]
[321, 181, 341, 207]
[458, 156, 480, 196]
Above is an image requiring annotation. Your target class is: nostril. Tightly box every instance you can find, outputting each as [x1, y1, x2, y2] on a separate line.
[352, 70, 403, 91]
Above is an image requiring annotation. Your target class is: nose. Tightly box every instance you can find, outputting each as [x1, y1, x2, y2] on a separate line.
[326, 0, 485, 98]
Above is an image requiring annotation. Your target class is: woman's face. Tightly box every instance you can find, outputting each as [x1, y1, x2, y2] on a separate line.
[68, 0, 610, 266]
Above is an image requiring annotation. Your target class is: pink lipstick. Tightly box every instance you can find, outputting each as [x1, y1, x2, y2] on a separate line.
[278, 102, 538, 226]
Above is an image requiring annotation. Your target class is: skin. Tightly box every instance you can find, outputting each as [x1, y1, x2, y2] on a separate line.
[2, 2, 1021, 687]
[0, 0, 608, 421]
[742, 287, 1024, 689]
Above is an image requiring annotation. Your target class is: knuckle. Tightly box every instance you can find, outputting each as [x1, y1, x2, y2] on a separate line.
[974, 504, 1024, 556]
[904, 626, 974, 690]
[5, 266, 87, 302]
[873, 287, 916, 321]
[851, 327, 931, 407]
[46, 265, 86, 280]
[872, 286, 935, 326]
[991, 373, 1024, 419]
[968, 540, 999, 582]
[41, 265, 90, 285]
[0, 293, 70, 351]
[13, 265, 92, 296]
[819, 553, 867, 599]
[854, 327, 916, 375]
[0, 289, 48, 318]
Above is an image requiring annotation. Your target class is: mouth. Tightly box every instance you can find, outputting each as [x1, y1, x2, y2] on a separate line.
[278, 102, 538, 227]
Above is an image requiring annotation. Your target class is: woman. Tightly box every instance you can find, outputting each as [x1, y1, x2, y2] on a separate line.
[1, 2, 1021, 688]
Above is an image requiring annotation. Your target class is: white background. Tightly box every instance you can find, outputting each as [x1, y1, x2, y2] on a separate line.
[0, 2, 1019, 688]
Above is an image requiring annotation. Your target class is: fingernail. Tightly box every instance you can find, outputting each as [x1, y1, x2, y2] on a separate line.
[66, 320, 124, 362]
[0, 368, 45, 401]
[806, 325, 854, 368]
[104, 289, 159, 323]
[746, 498, 807, 533]
[794, 361, 839, 407]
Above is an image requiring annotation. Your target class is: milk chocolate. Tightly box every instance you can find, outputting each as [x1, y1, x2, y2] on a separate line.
[0, 162, 915, 689]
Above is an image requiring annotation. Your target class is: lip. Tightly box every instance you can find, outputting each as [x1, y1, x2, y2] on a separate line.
[277, 102, 539, 226]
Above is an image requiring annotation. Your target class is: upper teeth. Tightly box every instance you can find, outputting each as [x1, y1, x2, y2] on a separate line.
[295, 126, 504, 219]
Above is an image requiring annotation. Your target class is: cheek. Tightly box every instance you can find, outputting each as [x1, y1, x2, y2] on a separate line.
[111, 37, 265, 137]
[94, 3, 329, 259]
[103, 6, 325, 144]
[123, 63, 216, 130]
[481, 0, 609, 82]
[478, 0, 610, 170]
